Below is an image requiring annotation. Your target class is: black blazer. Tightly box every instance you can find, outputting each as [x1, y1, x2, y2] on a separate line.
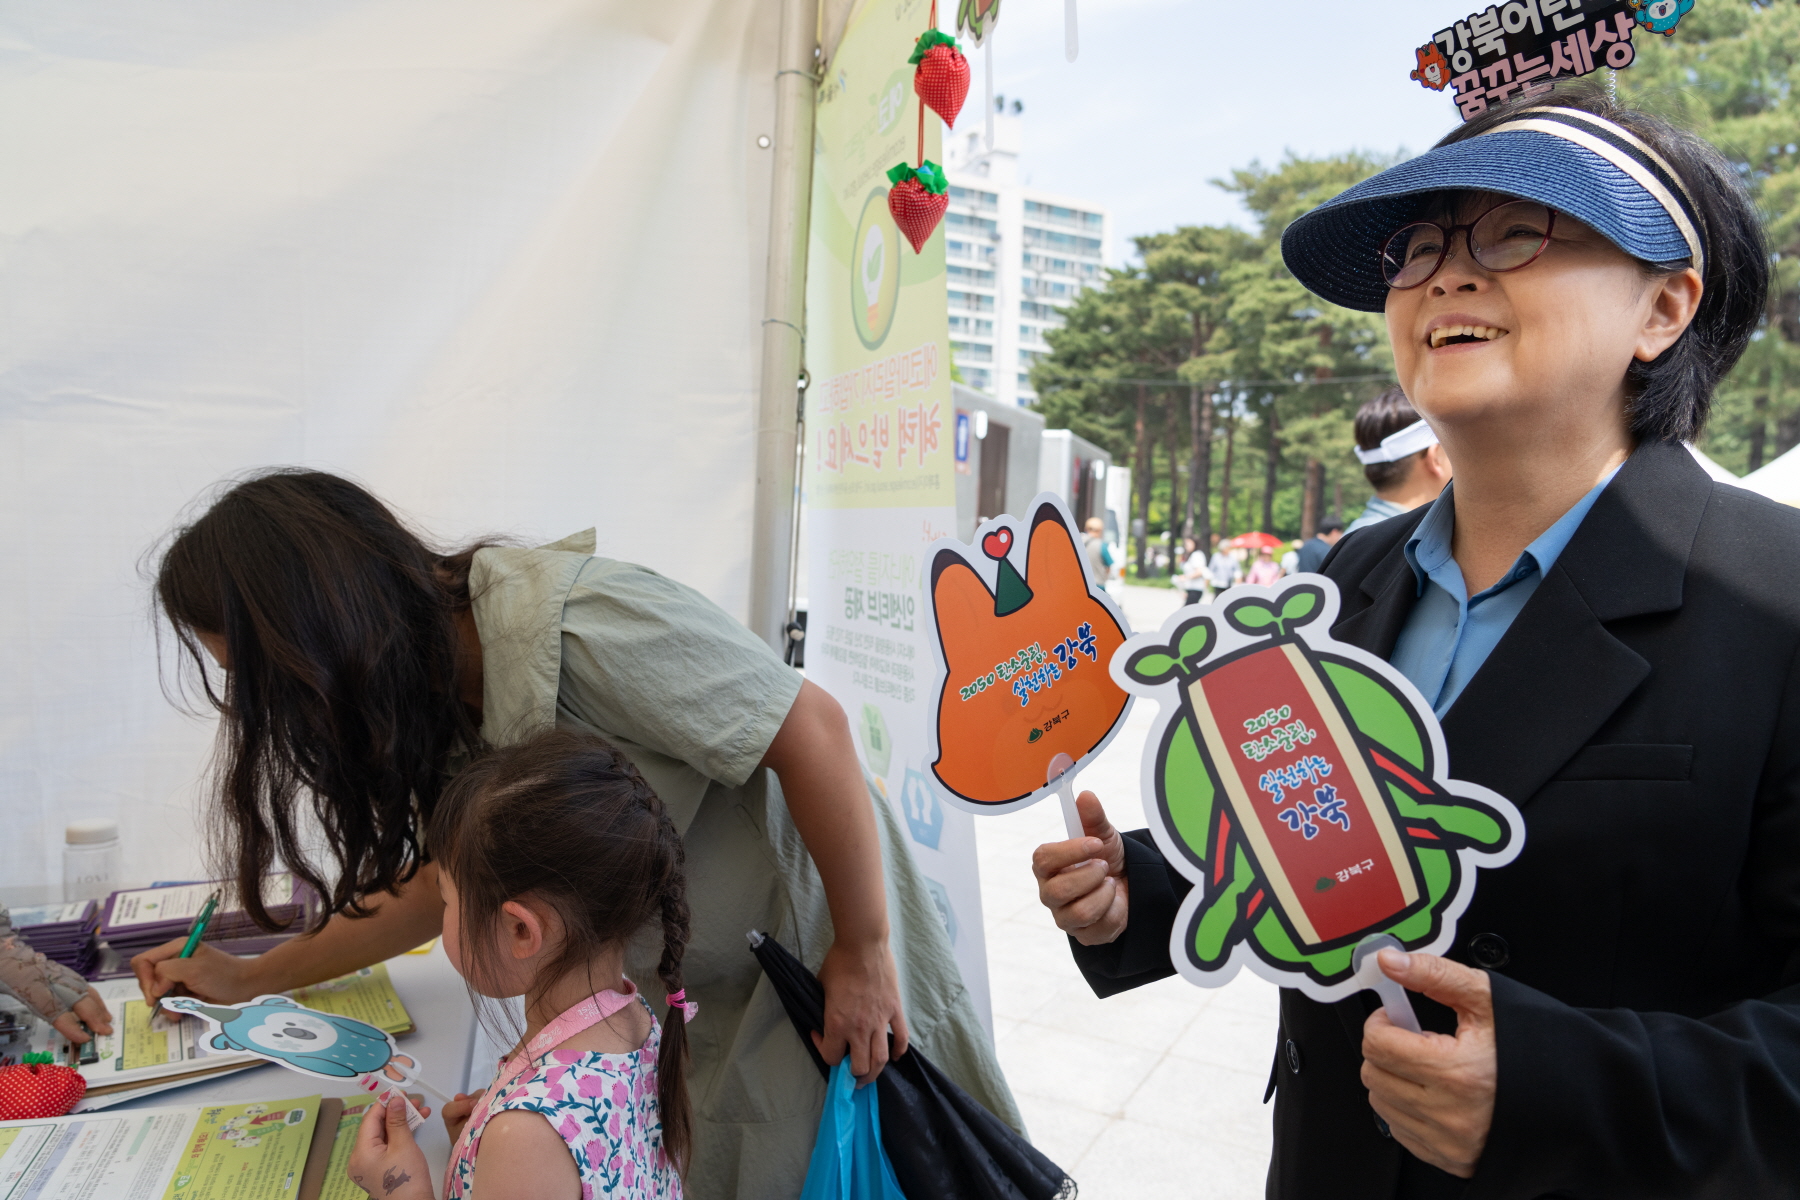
[1070, 441, 1800, 1199]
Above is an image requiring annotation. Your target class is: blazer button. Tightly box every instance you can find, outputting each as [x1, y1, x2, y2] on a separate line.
[1469, 932, 1510, 969]
[1285, 1039, 1303, 1074]
[1373, 1113, 1393, 1139]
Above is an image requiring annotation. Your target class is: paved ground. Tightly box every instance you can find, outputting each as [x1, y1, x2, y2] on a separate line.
[975, 584, 1280, 1199]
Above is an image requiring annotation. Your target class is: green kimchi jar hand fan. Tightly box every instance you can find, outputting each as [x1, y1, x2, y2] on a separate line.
[1110, 577, 1524, 1009]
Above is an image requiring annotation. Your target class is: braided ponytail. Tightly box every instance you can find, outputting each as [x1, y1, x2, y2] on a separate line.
[427, 729, 698, 1179]
[651, 808, 693, 1176]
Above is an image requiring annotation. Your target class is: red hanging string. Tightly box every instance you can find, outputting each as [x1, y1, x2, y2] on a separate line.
[916, 0, 939, 169]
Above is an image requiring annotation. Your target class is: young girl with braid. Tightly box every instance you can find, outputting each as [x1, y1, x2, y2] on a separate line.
[349, 731, 694, 1200]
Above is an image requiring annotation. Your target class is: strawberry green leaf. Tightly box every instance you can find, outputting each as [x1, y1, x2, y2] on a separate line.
[908, 28, 961, 63]
[884, 159, 949, 195]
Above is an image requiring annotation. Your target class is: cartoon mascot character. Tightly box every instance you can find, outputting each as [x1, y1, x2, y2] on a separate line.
[1410, 43, 1452, 90]
[164, 995, 397, 1079]
[1630, 0, 1695, 35]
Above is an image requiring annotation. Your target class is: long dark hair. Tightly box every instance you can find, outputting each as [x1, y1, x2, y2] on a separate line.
[1440, 84, 1768, 443]
[155, 470, 490, 930]
[428, 730, 694, 1175]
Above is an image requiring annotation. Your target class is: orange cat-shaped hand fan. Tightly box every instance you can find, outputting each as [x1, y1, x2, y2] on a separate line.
[924, 493, 1132, 818]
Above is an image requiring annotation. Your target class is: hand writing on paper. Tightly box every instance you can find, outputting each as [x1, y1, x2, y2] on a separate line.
[347, 1096, 433, 1200]
[1032, 792, 1129, 945]
[132, 939, 261, 1005]
[1360, 950, 1497, 1178]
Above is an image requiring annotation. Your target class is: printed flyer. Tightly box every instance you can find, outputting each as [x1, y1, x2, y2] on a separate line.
[0, 1095, 320, 1200]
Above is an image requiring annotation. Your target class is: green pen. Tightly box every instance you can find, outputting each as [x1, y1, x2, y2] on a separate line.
[150, 890, 220, 1019]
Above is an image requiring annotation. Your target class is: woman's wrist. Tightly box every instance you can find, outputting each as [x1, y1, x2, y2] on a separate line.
[826, 927, 890, 956]
[234, 952, 284, 997]
[236, 936, 319, 996]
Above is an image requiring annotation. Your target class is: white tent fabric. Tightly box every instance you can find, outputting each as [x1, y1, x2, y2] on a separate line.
[1685, 442, 1744, 486]
[1740, 443, 1800, 507]
[0, 0, 780, 890]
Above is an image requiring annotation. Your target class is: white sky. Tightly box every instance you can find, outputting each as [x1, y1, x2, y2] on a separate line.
[979, 0, 1470, 255]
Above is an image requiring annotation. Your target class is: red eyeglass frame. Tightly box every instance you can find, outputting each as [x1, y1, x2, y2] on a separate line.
[1379, 201, 1558, 291]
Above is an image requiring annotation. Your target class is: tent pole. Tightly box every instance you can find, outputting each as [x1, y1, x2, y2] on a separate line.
[749, 0, 820, 652]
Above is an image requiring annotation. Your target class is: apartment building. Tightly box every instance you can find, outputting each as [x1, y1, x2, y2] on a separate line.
[942, 111, 1112, 407]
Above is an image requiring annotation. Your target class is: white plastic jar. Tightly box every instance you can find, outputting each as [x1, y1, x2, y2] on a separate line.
[63, 818, 121, 903]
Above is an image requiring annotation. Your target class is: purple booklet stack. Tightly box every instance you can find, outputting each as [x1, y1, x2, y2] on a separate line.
[7, 900, 102, 977]
[98, 876, 320, 962]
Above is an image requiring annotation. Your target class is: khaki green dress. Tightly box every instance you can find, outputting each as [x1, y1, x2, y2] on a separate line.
[468, 532, 1022, 1199]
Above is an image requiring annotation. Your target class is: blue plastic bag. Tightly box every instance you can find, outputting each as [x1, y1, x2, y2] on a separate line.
[799, 1059, 908, 1200]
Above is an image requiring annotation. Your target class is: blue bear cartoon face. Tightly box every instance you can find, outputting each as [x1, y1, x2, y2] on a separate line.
[167, 995, 395, 1079]
[1635, 0, 1693, 33]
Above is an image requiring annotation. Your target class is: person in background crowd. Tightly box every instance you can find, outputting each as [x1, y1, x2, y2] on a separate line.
[1279, 543, 1300, 577]
[1175, 536, 1208, 604]
[1297, 519, 1345, 573]
[1205, 534, 1240, 595]
[1082, 517, 1113, 587]
[1246, 545, 1283, 587]
[1346, 386, 1453, 533]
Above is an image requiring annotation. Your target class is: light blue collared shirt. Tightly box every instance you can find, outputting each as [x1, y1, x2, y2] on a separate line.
[1389, 467, 1620, 717]
[1345, 495, 1409, 534]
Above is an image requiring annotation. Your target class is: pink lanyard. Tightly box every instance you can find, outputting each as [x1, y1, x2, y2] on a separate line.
[490, 982, 641, 1099]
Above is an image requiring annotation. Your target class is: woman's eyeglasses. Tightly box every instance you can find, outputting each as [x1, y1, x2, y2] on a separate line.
[1380, 200, 1556, 290]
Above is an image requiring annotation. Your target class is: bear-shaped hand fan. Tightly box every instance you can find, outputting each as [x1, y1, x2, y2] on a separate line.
[1112, 577, 1525, 1010]
[163, 994, 446, 1128]
[923, 493, 1132, 829]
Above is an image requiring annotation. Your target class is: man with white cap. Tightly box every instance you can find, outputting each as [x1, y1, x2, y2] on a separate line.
[1345, 386, 1453, 533]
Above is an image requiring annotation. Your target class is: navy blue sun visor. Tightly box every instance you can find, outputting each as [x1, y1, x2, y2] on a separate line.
[1281, 106, 1705, 313]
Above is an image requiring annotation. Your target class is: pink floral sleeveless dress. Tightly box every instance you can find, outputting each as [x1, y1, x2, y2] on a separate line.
[445, 985, 680, 1200]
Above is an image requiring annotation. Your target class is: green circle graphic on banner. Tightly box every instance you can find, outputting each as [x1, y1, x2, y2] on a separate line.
[852, 187, 902, 349]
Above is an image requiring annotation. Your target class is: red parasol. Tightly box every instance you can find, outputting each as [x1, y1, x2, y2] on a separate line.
[1221, 532, 1286, 551]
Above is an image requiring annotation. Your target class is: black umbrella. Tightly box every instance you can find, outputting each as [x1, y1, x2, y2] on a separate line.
[748, 929, 1076, 1200]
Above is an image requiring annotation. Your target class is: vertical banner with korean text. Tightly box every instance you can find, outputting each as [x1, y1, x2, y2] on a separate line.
[804, 0, 991, 1030]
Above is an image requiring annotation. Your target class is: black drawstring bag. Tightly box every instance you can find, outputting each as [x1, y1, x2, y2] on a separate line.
[748, 930, 1076, 1200]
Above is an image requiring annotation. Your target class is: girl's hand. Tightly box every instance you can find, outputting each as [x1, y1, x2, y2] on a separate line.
[441, 1091, 482, 1144]
[348, 1096, 435, 1199]
[814, 938, 909, 1083]
[132, 940, 264, 1005]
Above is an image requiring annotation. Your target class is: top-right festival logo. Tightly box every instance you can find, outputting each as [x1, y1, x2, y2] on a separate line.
[1412, 0, 1650, 122]
[1113, 577, 1525, 1002]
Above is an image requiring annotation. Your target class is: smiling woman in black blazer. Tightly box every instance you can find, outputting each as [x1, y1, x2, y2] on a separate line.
[1032, 86, 1800, 1200]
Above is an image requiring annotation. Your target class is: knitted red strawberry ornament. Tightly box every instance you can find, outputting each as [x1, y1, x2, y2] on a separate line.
[0, 1054, 87, 1120]
[910, 30, 970, 128]
[886, 160, 949, 254]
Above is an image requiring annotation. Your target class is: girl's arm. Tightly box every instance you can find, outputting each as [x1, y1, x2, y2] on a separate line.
[469, 1111, 581, 1200]
[132, 864, 446, 1004]
[760, 679, 909, 1081]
